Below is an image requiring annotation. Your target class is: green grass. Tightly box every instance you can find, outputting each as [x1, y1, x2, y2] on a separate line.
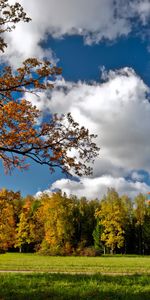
[0, 254, 150, 299]
[0, 253, 150, 274]
[0, 273, 150, 300]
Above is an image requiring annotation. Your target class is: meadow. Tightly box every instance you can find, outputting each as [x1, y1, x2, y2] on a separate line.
[0, 254, 150, 299]
[0, 253, 150, 274]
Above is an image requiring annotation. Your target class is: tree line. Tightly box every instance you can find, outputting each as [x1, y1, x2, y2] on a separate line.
[0, 188, 150, 255]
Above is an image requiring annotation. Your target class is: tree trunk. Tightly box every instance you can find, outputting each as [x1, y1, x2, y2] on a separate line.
[110, 246, 114, 255]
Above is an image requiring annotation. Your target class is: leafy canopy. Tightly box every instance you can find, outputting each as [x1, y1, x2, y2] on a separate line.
[0, 0, 99, 176]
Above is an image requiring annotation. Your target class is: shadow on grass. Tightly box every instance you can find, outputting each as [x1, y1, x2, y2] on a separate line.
[0, 273, 150, 300]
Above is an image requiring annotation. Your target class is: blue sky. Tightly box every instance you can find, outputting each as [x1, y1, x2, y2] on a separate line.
[2, 0, 150, 198]
[48, 35, 150, 85]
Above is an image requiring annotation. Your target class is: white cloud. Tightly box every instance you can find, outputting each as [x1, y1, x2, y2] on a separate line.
[3, 0, 150, 65]
[131, 0, 150, 25]
[32, 67, 150, 198]
[44, 176, 150, 200]
[36, 68, 150, 176]
[131, 171, 145, 182]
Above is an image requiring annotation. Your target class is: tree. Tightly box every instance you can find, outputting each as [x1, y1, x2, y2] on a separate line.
[142, 201, 150, 254]
[134, 193, 148, 254]
[0, 0, 99, 176]
[120, 195, 134, 254]
[74, 197, 98, 249]
[96, 189, 128, 254]
[0, 188, 19, 252]
[15, 196, 39, 252]
[93, 220, 104, 253]
[38, 192, 76, 255]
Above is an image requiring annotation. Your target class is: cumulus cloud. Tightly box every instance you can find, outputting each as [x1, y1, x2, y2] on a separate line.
[33, 68, 150, 175]
[131, 171, 145, 182]
[3, 0, 150, 65]
[32, 67, 150, 198]
[41, 176, 150, 200]
[131, 0, 150, 25]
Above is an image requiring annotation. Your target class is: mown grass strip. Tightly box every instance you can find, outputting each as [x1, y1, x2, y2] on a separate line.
[0, 253, 150, 274]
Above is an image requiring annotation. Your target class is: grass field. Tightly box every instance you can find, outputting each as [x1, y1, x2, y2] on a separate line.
[1, 273, 150, 300]
[0, 253, 150, 274]
[0, 254, 150, 299]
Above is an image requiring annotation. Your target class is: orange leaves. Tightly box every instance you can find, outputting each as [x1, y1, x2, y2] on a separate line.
[0, 58, 60, 97]
[0, 108, 99, 175]
[0, 5, 99, 175]
[0, 0, 100, 176]
[15, 196, 43, 250]
[0, 189, 21, 251]
[0, 62, 99, 175]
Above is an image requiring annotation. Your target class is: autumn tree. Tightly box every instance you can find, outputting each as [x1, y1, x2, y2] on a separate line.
[15, 195, 40, 252]
[37, 192, 77, 255]
[0, 188, 20, 252]
[0, 0, 99, 176]
[96, 189, 128, 254]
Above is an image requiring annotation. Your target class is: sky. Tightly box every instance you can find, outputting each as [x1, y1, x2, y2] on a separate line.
[1, 0, 150, 199]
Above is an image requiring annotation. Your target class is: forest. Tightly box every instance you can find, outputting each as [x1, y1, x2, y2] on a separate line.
[0, 188, 150, 255]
